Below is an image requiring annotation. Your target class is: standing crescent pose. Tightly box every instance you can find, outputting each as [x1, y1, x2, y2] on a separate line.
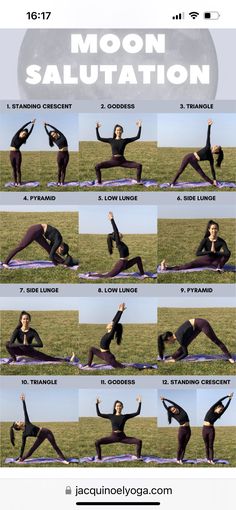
[161, 397, 191, 464]
[157, 317, 234, 363]
[95, 396, 142, 460]
[10, 394, 69, 463]
[95, 121, 143, 184]
[44, 122, 69, 186]
[161, 220, 231, 273]
[202, 393, 233, 464]
[10, 119, 36, 186]
[171, 120, 223, 186]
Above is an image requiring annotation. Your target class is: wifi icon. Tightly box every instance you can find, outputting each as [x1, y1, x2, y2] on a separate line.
[189, 11, 199, 19]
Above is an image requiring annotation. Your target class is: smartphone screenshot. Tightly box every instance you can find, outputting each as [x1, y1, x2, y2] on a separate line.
[0, 1, 235, 509]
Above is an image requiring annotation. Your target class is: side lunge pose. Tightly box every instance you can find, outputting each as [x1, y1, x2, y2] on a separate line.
[10, 394, 69, 463]
[86, 303, 126, 368]
[171, 120, 223, 186]
[9, 119, 36, 186]
[160, 220, 231, 273]
[95, 121, 142, 184]
[202, 393, 233, 464]
[158, 317, 234, 363]
[95, 395, 142, 460]
[44, 122, 69, 185]
[161, 397, 191, 464]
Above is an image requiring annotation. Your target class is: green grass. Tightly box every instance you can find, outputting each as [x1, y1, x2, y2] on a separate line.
[0, 151, 79, 192]
[1, 422, 79, 467]
[157, 218, 236, 284]
[0, 212, 79, 284]
[78, 234, 157, 283]
[78, 141, 158, 191]
[157, 308, 236, 375]
[0, 311, 80, 375]
[77, 324, 157, 375]
[156, 147, 236, 191]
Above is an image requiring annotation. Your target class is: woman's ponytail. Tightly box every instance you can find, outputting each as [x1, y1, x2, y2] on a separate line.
[107, 233, 114, 255]
[216, 148, 224, 168]
[115, 323, 123, 345]
[158, 332, 173, 359]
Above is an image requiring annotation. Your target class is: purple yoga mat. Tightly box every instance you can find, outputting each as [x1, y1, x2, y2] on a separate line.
[160, 181, 236, 189]
[5, 457, 78, 464]
[157, 354, 236, 362]
[79, 271, 156, 280]
[79, 362, 157, 370]
[79, 178, 157, 188]
[0, 260, 79, 270]
[0, 356, 80, 365]
[5, 181, 40, 188]
[157, 264, 236, 273]
[47, 181, 80, 187]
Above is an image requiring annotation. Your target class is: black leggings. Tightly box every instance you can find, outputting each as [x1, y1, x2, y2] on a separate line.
[22, 427, 66, 461]
[94, 257, 145, 278]
[95, 156, 142, 183]
[88, 347, 124, 368]
[95, 431, 142, 459]
[57, 151, 69, 184]
[202, 425, 215, 461]
[177, 426, 191, 461]
[10, 151, 22, 184]
[6, 343, 64, 363]
[4, 224, 61, 265]
[167, 252, 231, 271]
[172, 318, 232, 360]
[172, 153, 213, 185]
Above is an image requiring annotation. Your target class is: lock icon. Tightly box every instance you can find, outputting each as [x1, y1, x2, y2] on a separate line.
[65, 486, 72, 495]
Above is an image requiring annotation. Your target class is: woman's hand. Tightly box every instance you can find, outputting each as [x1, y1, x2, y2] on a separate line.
[136, 394, 142, 403]
[228, 392, 234, 398]
[118, 303, 126, 311]
[210, 241, 216, 253]
[136, 120, 142, 127]
[96, 397, 101, 404]
[160, 397, 164, 401]
[20, 394, 25, 401]
[32, 119, 36, 124]
[108, 211, 114, 221]
[164, 358, 176, 363]
[96, 122, 101, 128]
[208, 119, 213, 126]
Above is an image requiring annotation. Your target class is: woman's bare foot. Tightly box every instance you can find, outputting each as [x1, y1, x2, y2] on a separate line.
[70, 352, 75, 363]
[160, 260, 167, 271]
[229, 358, 235, 364]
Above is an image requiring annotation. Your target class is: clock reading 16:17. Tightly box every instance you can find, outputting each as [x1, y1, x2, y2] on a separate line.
[26, 12, 51, 20]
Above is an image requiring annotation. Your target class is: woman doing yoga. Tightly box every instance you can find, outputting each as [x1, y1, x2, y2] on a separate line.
[95, 395, 142, 460]
[158, 318, 234, 363]
[91, 212, 148, 279]
[161, 397, 191, 464]
[202, 393, 233, 464]
[3, 223, 78, 268]
[10, 394, 69, 463]
[171, 120, 223, 186]
[6, 311, 75, 363]
[95, 121, 142, 184]
[86, 303, 126, 369]
[161, 220, 231, 273]
[10, 119, 36, 186]
[44, 122, 69, 185]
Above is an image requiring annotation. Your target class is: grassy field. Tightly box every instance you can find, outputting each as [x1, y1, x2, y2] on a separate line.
[0, 151, 79, 192]
[156, 147, 236, 191]
[78, 234, 157, 283]
[77, 418, 236, 467]
[0, 311, 80, 375]
[1, 422, 79, 467]
[157, 218, 236, 284]
[0, 212, 79, 284]
[78, 141, 158, 191]
[156, 308, 236, 376]
[77, 324, 157, 375]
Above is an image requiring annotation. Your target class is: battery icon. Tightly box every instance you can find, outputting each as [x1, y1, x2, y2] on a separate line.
[204, 11, 220, 19]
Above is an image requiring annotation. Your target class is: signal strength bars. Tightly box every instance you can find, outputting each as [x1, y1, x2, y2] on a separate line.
[172, 12, 184, 19]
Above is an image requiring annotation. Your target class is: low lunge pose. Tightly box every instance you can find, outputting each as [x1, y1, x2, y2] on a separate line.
[10, 394, 69, 463]
[3, 223, 78, 267]
[44, 122, 69, 185]
[6, 311, 75, 363]
[91, 212, 148, 278]
[86, 303, 126, 368]
[10, 119, 36, 186]
[158, 318, 234, 363]
[161, 220, 231, 273]
[161, 397, 191, 464]
[95, 396, 142, 460]
[95, 121, 142, 183]
[171, 120, 223, 186]
[202, 393, 233, 464]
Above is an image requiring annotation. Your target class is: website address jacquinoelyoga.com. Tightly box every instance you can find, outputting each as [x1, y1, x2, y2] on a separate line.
[75, 486, 173, 497]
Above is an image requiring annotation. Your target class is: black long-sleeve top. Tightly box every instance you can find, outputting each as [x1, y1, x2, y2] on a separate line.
[111, 218, 129, 258]
[173, 320, 200, 361]
[9, 327, 43, 347]
[100, 310, 123, 350]
[96, 402, 141, 432]
[196, 237, 230, 258]
[162, 398, 189, 425]
[10, 122, 34, 150]
[96, 126, 141, 156]
[20, 400, 40, 458]
[204, 396, 231, 424]
[44, 124, 68, 149]
[196, 125, 215, 180]
[44, 225, 63, 262]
